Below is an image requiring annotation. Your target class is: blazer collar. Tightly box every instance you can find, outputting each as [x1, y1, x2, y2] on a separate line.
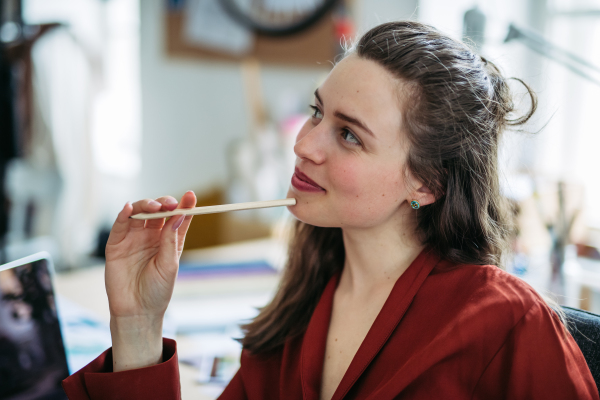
[300, 248, 441, 400]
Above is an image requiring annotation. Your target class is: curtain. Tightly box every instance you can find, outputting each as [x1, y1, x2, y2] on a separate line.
[30, 27, 100, 268]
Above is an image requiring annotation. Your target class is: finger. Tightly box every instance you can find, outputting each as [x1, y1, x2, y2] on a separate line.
[130, 198, 163, 230]
[144, 196, 179, 230]
[177, 191, 196, 209]
[155, 191, 195, 269]
[175, 216, 193, 256]
[158, 195, 180, 209]
[156, 213, 186, 274]
[106, 202, 133, 246]
[175, 191, 197, 254]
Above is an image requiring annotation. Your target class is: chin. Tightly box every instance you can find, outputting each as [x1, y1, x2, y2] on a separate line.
[285, 187, 343, 228]
[286, 187, 307, 222]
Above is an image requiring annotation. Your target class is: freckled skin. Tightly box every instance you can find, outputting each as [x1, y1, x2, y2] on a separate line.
[287, 55, 421, 229]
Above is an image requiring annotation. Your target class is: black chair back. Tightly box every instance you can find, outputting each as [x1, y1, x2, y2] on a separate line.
[562, 306, 600, 394]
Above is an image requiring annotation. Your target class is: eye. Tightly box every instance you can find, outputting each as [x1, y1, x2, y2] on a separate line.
[309, 105, 323, 120]
[341, 129, 361, 147]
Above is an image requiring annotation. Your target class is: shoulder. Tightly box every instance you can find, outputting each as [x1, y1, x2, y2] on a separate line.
[425, 260, 551, 328]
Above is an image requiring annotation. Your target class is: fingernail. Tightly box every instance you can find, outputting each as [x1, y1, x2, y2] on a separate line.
[166, 197, 178, 205]
[172, 215, 185, 231]
[149, 200, 161, 207]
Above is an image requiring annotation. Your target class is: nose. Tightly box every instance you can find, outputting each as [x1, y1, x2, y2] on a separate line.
[294, 120, 327, 165]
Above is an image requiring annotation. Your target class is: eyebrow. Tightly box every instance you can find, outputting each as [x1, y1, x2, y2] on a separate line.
[314, 89, 375, 138]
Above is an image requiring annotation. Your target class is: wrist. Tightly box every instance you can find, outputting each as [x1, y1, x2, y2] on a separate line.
[110, 315, 164, 372]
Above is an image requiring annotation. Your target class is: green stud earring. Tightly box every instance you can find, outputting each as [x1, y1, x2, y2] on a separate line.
[411, 200, 420, 210]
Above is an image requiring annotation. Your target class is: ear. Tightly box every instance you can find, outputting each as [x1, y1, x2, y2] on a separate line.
[411, 183, 436, 207]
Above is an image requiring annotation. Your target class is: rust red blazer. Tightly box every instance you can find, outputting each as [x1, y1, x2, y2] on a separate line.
[62, 250, 599, 399]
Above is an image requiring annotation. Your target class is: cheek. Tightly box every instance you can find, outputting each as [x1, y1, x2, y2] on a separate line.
[329, 161, 362, 195]
[330, 160, 403, 198]
[330, 160, 407, 219]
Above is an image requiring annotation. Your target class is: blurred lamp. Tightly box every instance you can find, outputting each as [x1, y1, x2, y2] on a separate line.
[463, 6, 486, 52]
[462, 7, 600, 86]
[504, 23, 600, 86]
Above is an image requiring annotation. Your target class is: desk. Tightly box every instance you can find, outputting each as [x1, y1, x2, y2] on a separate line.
[54, 238, 285, 399]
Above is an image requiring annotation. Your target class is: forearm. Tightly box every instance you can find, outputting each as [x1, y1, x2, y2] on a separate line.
[110, 315, 164, 372]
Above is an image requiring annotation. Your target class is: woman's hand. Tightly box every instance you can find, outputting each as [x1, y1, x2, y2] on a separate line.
[104, 191, 196, 371]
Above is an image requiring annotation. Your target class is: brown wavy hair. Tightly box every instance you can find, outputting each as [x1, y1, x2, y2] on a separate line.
[240, 21, 537, 354]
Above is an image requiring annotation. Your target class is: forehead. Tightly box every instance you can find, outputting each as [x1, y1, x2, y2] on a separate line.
[319, 55, 404, 140]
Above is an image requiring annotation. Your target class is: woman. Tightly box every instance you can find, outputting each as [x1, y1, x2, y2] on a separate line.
[62, 21, 597, 399]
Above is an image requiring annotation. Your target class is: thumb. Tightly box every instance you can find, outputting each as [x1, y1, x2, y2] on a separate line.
[107, 202, 133, 246]
[156, 214, 186, 273]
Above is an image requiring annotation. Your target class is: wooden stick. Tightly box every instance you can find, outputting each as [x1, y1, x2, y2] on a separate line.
[130, 198, 296, 220]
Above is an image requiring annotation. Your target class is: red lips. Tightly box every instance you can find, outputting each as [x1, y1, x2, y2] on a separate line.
[291, 167, 325, 192]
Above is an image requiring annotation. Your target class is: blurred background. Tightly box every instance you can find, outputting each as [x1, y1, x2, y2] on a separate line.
[1, 0, 600, 397]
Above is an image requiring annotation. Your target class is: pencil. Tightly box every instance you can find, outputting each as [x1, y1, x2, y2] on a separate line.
[130, 198, 297, 220]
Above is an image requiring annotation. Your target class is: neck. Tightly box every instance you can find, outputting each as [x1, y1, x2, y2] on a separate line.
[339, 209, 424, 296]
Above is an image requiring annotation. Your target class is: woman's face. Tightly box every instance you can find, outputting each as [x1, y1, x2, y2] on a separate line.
[287, 54, 421, 229]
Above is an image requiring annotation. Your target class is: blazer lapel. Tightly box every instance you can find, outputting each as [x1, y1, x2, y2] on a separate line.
[300, 271, 341, 400]
[331, 249, 441, 400]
